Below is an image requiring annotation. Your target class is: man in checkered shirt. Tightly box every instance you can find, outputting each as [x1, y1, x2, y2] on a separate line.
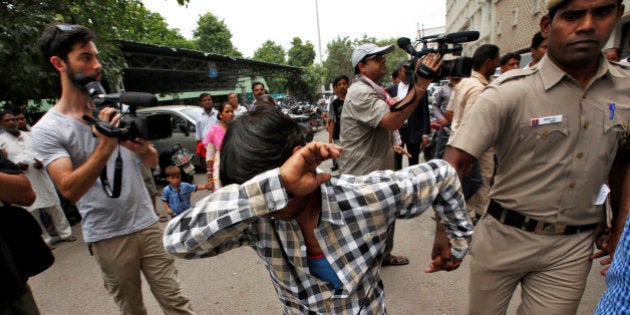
[164, 107, 473, 314]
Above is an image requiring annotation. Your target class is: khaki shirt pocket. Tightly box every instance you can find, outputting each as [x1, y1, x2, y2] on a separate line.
[601, 108, 630, 163]
[519, 117, 569, 165]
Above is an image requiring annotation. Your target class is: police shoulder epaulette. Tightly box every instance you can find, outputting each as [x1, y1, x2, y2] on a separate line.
[490, 67, 538, 86]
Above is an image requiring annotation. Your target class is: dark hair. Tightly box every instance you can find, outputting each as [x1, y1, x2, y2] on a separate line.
[199, 93, 211, 101]
[530, 32, 546, 49]
[252, 81, 265, 90]
[333, 75, 349, 87]
[40, 24, 96, 72]
[548, 0, 622, 20]
[0, 110, 14, 119]
[500, 52, 521, 66]
[165, 165, 181, 177]
[257, 94, 278, 105]
[220, 106, 306, 185]
[216, 102, 232, 121]
[472, 44, 500, 70]
[391, 69, 399, 80]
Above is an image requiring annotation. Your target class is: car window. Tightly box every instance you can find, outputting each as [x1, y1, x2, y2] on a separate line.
[180, 107, 202, 121]
[170, 114, 187, 134]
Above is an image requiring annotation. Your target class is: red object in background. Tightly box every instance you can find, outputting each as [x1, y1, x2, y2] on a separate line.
[195, 141, 206, 160]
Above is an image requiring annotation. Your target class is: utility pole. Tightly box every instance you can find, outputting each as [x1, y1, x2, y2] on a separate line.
[315, 0, 323, 65]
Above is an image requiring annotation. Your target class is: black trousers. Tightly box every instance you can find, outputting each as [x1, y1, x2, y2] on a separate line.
[394, 142, 421, 170]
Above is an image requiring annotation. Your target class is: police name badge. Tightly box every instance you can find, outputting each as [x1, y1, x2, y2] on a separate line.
[530, 115, 562, 127]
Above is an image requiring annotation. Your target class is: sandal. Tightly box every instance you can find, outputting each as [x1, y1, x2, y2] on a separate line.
[158, 215, 169, 223]
[62, 235, 77, 242]
[382, 254, 410, 266]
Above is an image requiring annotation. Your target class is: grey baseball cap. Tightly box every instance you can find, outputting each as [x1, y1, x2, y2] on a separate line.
[351, 43, 395, 70]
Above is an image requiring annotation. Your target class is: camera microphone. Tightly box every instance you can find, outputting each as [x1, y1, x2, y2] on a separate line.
[92, 92, 157, 107]
[397, 37, 417, 56]
[443, 31, 480, 44]
[74, 74, 157, 107]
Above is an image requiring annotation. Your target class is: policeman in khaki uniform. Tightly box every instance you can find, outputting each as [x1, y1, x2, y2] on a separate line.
[438, 0, 630, 313]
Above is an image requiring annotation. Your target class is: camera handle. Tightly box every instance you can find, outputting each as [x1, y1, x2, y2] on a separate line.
[82, 115, 128, 138]
[82, 115, 124, 198]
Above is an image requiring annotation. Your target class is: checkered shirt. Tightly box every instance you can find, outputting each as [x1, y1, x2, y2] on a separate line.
[596, 214, 630, 314]
[164, 159, 472, 314]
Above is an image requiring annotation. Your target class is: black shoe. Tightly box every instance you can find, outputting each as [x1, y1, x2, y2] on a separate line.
[331, 166, 338, 171]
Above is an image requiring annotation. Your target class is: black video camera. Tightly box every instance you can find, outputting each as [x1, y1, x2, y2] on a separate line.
[76, 75, 171, 141]
[397, 31, 479, 80]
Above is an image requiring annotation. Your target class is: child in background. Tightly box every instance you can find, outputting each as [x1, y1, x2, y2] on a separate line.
[161, 166, 210, 217]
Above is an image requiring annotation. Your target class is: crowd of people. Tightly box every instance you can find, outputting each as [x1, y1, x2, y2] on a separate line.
[1, 0, 630, 313]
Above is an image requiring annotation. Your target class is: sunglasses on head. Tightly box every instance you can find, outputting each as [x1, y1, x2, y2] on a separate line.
[55, 24, 78, 32]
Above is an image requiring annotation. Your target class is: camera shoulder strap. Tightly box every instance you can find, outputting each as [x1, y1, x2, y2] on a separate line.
[99, 148, 123, 198]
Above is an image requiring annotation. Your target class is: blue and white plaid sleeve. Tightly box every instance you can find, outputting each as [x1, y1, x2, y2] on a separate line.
[596, 213, 630, 314]
[394, 159, 473, 260]
[163, 168, 289, 259]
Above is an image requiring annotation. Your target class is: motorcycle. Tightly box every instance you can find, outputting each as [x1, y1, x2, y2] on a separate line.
[156, 143, 195, 184]
[286, 105, 315, 142]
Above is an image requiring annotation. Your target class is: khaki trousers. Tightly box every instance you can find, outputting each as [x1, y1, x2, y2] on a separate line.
[468, 215, 596, 315]
[91, 222, 194, 315]
[466, 148, 494, 216]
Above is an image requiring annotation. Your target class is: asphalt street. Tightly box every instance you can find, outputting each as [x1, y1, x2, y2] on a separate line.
[29, 127, 607, 314]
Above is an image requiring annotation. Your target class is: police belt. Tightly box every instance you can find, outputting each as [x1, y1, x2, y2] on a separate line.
[487, 200, 598, 235]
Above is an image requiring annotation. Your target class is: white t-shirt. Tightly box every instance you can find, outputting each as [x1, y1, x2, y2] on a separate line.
[0, 131, 60, 211]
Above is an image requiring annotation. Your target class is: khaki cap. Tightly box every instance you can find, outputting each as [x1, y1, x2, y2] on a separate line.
[546, 0, 564, 10]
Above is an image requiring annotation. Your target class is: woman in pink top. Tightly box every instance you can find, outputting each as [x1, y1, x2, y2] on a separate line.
[203, 102, 234, 191]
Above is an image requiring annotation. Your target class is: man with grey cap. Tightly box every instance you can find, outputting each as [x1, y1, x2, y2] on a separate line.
[339, 43, 443, 267]
[442, 0, 630, 313]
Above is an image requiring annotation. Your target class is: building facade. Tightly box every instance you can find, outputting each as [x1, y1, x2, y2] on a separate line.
[446, 0, 630, 59]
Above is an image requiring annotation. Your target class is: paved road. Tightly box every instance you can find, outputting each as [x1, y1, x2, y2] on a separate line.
[29, 127, 607, 314]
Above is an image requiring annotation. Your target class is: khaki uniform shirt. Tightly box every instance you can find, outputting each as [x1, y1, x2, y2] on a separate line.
[339, 79, 393, 175]
[449, 55, 630, 226]
[447, 71, 489, 138]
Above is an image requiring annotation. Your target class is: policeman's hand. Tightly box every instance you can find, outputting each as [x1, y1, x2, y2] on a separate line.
[280, 142, 342, 197]
[591, 228, 613, 276]
[425, 221, 461, 273]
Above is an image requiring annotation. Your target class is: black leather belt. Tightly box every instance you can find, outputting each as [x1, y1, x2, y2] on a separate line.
[487, 200, 598, 235]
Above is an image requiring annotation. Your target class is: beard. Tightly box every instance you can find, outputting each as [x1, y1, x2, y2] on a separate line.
[66, 65, 102, 95]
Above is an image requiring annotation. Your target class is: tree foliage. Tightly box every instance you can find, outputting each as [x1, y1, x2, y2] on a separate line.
[0, 0, 196, 114]
[193, 12, 241, 57]
[251, 40, 287, 94]
[2, 0, 422, 113]
[287, 37, 316, 67]
[322, 36, 354, 86]
[252, 40, 286, 64]
[121, 3, 197, 50]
